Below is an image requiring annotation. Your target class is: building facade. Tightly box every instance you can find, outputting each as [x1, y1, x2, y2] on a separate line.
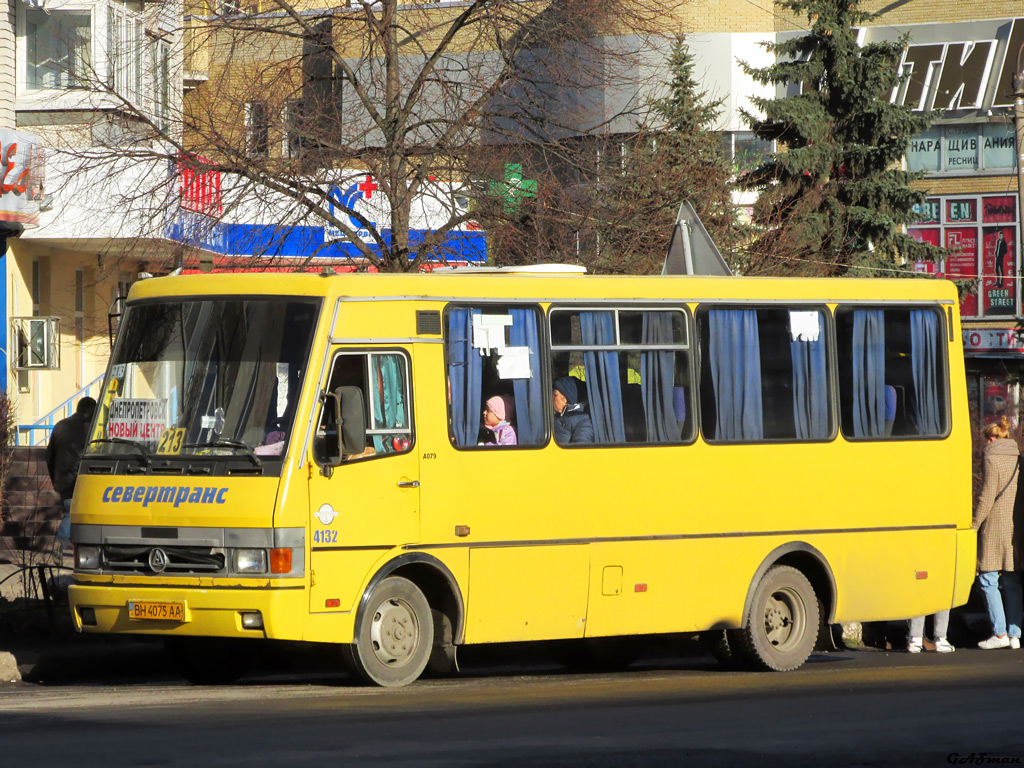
[2, 0, 185, 443]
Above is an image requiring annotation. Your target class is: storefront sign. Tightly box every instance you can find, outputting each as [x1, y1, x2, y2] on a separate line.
[891, 18, 1024, 112]
[0, 128, 44, 228]
[962, 329, 1024, 354]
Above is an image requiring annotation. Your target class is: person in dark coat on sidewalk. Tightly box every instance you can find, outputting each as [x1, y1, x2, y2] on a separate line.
[46, 396, 96, 558]
[553, 376, 594, 445]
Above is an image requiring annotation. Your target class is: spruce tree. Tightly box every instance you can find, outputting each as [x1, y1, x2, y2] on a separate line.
[592, 33, 739, 274]
[740, 0, 943, 276]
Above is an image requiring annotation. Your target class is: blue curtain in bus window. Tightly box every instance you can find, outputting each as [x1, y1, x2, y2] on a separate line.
[851, 310, 886, 438]
[709, 309, 763, 440]
[371, 354, 405, 453]
[580, 311, 625, 443]
[790, 320, 828, 440]
[509, 308, 544, 445]
[910, 309, 942, 435]
[641, 312, 678, 442]
[447, 308, 482, 447]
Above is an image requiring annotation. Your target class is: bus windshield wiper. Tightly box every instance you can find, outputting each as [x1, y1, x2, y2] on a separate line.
[87, 438, 152, 467]
[184, 439, 262, 468]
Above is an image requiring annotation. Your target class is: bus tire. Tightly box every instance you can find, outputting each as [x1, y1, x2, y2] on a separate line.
[164, 636, 251, 685]
[736, 565, 819, 672]
[343, 576, 434, 687]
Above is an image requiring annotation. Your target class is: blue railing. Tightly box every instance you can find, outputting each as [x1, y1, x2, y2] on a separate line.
[17, 375, 105, 447]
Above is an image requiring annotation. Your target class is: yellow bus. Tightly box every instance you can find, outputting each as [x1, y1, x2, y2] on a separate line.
[67, 271, 975, 686]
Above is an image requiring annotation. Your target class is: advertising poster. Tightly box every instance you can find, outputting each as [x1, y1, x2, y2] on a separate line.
[982, 195, 1017, 224]
[982, 226, 1017, 316]
[945, 227, 978, 316]
[982, 376, 1013, 428]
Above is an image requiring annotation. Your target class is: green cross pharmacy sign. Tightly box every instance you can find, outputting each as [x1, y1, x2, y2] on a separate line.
[489, 164, 537, 213]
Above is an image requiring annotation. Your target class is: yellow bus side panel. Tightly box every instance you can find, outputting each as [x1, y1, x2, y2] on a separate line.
[465, 545, 589, 644]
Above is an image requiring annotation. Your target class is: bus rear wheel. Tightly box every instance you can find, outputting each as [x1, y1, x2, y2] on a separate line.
[343, 576, 434, 687]
[736, 565, 819, 672]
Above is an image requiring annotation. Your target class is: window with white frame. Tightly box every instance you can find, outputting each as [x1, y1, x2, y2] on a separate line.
[150, 36, 171, 131]
[282, 99, 303, 158]
[245, 102, 270, 157]
[12, 317, 61, 370]
[107, 2, 144, 100]
[26, 9, 93, 90]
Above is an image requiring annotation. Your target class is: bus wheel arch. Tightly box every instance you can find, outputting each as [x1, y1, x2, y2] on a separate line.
[351, 553, 464, 682]
[735, 543, 837, 671]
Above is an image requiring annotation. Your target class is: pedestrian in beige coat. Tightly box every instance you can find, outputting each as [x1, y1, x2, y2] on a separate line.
[972, 416, 1023, 649]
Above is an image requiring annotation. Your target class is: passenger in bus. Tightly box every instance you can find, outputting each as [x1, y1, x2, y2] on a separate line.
[553, 376, 594, 444]
[973, 416, 1023, 650]
[482, 396, 516, 446]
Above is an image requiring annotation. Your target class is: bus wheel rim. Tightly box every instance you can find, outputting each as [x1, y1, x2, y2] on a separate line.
[370, 597, 419, 668]
[763, 587, 804, 651]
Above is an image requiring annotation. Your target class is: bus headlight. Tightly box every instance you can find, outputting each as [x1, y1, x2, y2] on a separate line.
[232, 549, 268, 574]
[75, 545, 101, 570]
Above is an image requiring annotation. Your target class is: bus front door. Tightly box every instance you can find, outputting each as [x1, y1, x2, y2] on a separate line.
[307, 348, 419, 615]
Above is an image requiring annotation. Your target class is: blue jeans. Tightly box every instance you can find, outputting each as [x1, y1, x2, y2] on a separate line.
[56, 497, 72, 547]
[979, 571, 1023, 638]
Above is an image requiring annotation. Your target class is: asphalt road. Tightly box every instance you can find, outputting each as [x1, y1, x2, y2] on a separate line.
[2, 643, 1023, 767]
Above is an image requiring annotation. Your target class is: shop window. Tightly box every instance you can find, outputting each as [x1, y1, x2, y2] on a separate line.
[12, 316, 60, 370]
[314, 351, 412, 463]
[836, 307, 947, 439]
[549, 308, 692, 446]
[27, 9, 92, 90]
[697, 307, 830, 442]
[447, 305, 545, 448]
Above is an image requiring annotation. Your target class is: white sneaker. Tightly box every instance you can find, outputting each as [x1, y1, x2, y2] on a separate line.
[1011, 637, 1021, 650]
[907, 637, 923, 653]
[979, 635, 1011, 650]
[933, 637, 955, 653]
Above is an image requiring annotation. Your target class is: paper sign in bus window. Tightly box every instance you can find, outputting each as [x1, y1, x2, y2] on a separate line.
[497, 346, 531, 379]
[107, 398, 169, 442]
[789, 311, 821, 343]
[472, 314, 512, 354]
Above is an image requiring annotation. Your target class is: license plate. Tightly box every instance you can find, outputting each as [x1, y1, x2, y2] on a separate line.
[128, 601, 187, 621]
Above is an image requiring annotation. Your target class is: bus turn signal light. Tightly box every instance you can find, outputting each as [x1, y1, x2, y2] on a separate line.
[270, 548, 292, 574]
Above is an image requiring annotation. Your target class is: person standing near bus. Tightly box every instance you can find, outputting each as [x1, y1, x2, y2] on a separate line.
[46, 396, 96, 562]
[973, 416, 1023, 650]
[553, 377, 594, 444]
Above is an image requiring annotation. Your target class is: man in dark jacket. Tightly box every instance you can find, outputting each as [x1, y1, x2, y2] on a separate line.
[46, 396, 96, 558]
[553, 376, 594, 444]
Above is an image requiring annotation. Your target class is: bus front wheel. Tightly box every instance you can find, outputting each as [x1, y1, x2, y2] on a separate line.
[343, 576, 434, 687]
[737, 565, 819, 672]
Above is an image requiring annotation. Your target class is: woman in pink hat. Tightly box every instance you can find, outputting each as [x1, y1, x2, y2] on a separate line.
[483, 395, 517, 446]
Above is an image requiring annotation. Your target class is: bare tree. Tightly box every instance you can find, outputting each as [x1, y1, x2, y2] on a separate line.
[44, 0, 679, 273]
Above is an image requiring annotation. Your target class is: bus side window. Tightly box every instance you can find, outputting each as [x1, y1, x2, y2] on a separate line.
[549, 308, 693, 445]
[313, 351, 413, 464]
[698, 307, 831, 442]
[446, 305, 546, 448]
[836, 307, 947, 439]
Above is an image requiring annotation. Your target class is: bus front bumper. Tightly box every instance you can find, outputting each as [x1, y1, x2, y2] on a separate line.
[68, 582, 307, 641]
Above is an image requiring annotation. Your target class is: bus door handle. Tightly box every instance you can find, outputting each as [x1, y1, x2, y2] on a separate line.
[397, 480, 420, 488]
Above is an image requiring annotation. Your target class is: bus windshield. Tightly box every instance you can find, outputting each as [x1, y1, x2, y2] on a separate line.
[89, 297, 320, 462]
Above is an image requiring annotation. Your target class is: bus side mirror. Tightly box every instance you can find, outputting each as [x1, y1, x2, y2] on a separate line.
[337, 386, 366, 456]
